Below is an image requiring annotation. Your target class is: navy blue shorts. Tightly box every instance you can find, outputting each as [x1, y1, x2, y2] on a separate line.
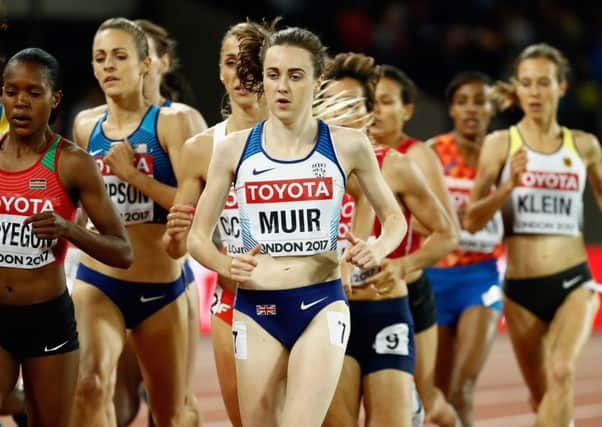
[426, 259, 502, 326]
[346, 296, 415, 375]
[75, 264, 187, 329]
[234, 279, 348, 350]
[0, 290, 79, 362]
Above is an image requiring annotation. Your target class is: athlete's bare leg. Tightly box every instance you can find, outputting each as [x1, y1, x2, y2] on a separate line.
[444, 306, 499, 427]
[322, 356, 362, 427]
[535, 288, 599, 427]
[363, 369, 413, 427]
[23, 350, 79, 427]
[416, 324, 457, 427]
[130, 292, 190, 427]
[71, 281, 127, 427]
[211, 315, 241, 427]
[503, 297, 548, 411]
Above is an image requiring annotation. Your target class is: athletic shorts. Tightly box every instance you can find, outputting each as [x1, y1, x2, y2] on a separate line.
[407, 273, 437, 334]
[183, 259, 195, 286]
[234, 279, 348, 350]
[75, 264, 187, 329]
[211, 284, 235, 325]
[504, 262, 594, 323]
[0, 290, 79, 362]
[346, 296, 415, 375]
[426, 259, 502, 326]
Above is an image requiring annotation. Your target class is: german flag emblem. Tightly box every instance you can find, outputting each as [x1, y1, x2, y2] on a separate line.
[29, 178, 47, 190]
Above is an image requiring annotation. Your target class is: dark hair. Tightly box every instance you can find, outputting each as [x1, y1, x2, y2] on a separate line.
[379, 64, 417, 105]
[4, 48, 62, 123]
[96, 17, 149, 60]
[324, 52, 379, 111]
[5, 47, 62, 91]
[445, 71, 492, 105]
[134, 19, 179, 71]
[239, 26, 327, 94]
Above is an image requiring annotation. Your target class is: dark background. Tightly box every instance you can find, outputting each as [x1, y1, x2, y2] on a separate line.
[2, 0, 601, 241]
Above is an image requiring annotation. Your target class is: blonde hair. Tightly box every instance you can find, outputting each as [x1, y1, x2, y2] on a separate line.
[490, 43, 569, 110]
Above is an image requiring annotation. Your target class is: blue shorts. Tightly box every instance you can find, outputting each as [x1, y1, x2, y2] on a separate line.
[75, 264, 187, 329]
[234, 279, 347, 349]
[346, 296, 415, 375]
[426, 259, 502, 326]
[183, 259, 195, 286]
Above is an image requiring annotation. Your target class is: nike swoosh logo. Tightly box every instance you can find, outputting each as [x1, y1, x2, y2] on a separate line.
[252, 167, 275, 175]
[90, 149, 103, 156]
[300, 296, 328, 311]
[140, 295, 166, 303]
[562, 275, 582, 289]
[44, 339, 69, 352]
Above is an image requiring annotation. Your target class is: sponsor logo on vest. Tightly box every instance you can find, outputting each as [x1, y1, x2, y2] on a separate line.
[224, 188, 238, 209]
[246, 177, 333, 203]
[0, 196, 54, 215]
[252, 167, 275, 176]
[519, 170, 579, 191]
[95, 154, 154, 176]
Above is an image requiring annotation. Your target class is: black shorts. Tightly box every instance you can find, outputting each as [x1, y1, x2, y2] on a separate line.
[0, 290, 79, 362]
[504, 262, 593, 323]
[407, 273, 437, 333]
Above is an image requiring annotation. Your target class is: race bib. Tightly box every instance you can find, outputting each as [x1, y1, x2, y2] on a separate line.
[373, 323, 409, 356]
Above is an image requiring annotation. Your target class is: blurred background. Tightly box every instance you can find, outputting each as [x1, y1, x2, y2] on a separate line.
[1, 0, 601, 241]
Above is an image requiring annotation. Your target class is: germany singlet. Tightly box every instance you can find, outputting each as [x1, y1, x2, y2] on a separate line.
[234, 120, 346, 256]
[0, 133, 77, 268]
[429, 133, 503, 267]
[87, 105, 176, 225]
[500, 126, 585, 236]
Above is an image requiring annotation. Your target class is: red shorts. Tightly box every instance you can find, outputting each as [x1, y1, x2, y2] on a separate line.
[211, 284, 235, 325]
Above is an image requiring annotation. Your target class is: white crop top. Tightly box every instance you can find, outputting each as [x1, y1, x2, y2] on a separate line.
[500, 126, 586, 236]
[234, 120, 346, 256]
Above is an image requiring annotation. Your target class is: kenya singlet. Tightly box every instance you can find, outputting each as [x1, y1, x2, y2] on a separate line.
[0, 134, 77, 268]
[234, 120, 346, 256]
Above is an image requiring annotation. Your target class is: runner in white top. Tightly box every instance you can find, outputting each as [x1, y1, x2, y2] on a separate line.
[164, 19, 273, 427]
[465, 43, 602, 427]
[188, 27, 406, 427]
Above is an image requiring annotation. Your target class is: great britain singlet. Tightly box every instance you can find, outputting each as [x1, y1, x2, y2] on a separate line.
[0, 133, 77, 268]
[234, 120, 346, 256]
[429, 133, 503, 267]
[213, 120, 245, 255]
[500, 126, 585, 236]
[87, 105, 176, 225]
